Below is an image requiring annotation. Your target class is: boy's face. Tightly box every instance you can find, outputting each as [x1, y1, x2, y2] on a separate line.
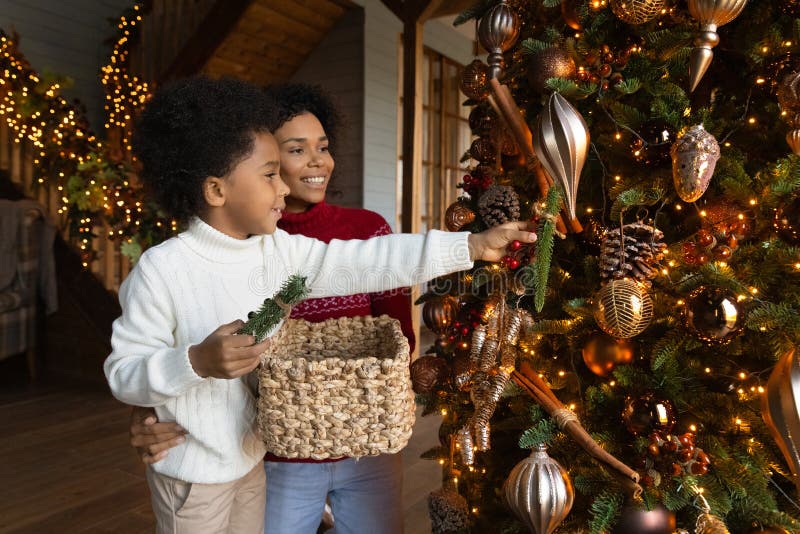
[216, 132, 290, 238]
[274, 112, 335, 213]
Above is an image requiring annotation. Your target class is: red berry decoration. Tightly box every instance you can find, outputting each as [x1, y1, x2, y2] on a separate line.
[508, 240, 522, 251]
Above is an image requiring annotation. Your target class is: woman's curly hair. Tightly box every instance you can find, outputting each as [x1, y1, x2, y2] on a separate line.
[264, 83, 343, 155]
[132, 76, 277, 224]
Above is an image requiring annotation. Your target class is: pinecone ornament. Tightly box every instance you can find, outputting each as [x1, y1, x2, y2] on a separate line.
[600, 222, 667, 285]
[428, 487, 469, 534]
[477, 185, 521, 227]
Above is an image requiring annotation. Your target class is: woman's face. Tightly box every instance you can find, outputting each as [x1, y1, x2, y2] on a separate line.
[273, 112, 335, 213]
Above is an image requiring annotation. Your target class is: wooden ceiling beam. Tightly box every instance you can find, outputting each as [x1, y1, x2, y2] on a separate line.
[380, 0, 404, 20]
[159, 0, 253, 83]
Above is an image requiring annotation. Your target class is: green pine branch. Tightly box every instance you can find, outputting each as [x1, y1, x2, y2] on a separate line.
[532, 187, 562, 312]
[588, 491, 623, 534]
[238, 274, 310, 342]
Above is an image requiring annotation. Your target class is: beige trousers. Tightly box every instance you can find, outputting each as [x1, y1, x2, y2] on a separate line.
[146, 463, 266, 534]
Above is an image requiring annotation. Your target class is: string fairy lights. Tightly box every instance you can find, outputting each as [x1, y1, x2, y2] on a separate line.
[0, 3, 173, 266]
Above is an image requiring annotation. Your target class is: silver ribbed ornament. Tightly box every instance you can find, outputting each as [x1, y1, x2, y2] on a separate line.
[533, 92, 589, 223]
[478, 0, 520, 79]
[503, 444, 574, 534]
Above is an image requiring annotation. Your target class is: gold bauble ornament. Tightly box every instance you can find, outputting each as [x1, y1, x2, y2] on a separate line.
[526, 47, 577, 94]
[444, 201, 476, 231]
[502, 444, 574, 534]
[687, 0, 749, 92]
[761, 347, 800, 495]
[460, 59, 490, 101]
[684, 286, 743, 344]
[610, 0, 666, 25]
[422, 295, 458, 336]
[593, 279, 653, 339]
[582, 333, 634, 376]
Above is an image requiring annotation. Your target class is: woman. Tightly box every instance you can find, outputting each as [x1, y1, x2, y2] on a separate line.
[130, 83, 415, 534]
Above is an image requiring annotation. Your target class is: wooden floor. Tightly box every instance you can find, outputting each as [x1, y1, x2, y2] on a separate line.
[0, 378, 443, 533]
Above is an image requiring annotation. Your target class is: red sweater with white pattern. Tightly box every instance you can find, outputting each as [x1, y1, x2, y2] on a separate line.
[265, 200, 415, 463]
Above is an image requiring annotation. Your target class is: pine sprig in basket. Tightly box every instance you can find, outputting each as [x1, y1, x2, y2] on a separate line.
[238, 274, 311, 342]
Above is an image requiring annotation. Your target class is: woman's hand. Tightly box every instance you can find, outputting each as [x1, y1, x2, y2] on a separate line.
[129, 406, 188, 464]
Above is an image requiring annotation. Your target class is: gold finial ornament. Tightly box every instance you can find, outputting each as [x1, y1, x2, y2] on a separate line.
[687, 0, 749, 92]
[478, 0, 520, 79]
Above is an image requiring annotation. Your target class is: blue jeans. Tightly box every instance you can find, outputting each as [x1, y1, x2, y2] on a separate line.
[263, 454, 403, 534]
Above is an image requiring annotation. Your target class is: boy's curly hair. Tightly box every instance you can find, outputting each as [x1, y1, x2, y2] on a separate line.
[264, 83, 343, 155]
[132, 76, 277, 224]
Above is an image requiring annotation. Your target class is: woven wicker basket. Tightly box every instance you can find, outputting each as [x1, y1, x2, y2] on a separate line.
[256, 314, 415, 459]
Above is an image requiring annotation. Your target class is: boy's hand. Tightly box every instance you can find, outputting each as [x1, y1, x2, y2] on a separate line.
[468, 221, 537, 262]
[130, 406, 187, 464]
[188, 319, 270, 379]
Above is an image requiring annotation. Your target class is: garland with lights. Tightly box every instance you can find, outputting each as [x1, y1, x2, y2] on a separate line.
[414, 1, 800, 533]
[0, 2, 173, 267]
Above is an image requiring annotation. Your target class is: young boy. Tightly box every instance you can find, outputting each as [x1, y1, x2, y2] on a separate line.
[104, 76, 535, 533]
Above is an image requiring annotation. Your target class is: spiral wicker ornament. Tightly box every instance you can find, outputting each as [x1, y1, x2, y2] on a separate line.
[610, 0, 666, 24]
[687, 0, 749, 92]
[445, 201, 476, 231]
[533, 92, 589, 224]
[593, 279, 653, 339]
[761, 347, 800, 495]
[503, 444, 574, 534]
[478, 0, 520, 79]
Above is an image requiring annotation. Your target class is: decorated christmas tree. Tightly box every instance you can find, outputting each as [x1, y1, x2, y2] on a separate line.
[412, 1, 800, 532]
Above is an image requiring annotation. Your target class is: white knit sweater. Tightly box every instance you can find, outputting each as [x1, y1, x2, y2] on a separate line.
[105, 218, 473, 484]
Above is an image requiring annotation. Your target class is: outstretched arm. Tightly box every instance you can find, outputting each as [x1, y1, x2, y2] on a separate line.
[285, 221, 536, 298]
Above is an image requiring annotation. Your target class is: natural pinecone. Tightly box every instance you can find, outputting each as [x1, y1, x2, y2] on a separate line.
[600, 222, 667, 285]
[477, 184, 520, 227]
